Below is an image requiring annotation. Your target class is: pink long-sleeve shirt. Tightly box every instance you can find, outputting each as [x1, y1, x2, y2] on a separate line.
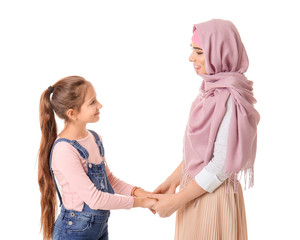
[51, 131, 135, 212]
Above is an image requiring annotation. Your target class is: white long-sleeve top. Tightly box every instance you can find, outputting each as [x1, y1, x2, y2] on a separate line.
[195, 95, 232, 193]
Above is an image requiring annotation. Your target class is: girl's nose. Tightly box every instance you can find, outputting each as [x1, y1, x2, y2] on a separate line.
[97, 102, 103, 109]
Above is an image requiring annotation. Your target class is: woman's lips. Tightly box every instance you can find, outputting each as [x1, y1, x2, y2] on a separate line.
[194, 65, 201, 70]
[95, 112, 99, 116]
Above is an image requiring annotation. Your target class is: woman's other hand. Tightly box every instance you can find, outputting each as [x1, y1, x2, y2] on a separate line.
[147, 194, 178, 218]
[153, 161, 183, 194]
[153, 179, 177, 194]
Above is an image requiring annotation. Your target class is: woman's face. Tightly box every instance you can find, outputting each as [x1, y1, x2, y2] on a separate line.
[189, 42, 207, 74]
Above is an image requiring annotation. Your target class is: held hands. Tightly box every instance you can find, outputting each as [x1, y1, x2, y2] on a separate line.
[147, 193, 179, 218]
[133, 184, 180, 218]
[132, 188, 157, 214]
[134, 161, 182, 217]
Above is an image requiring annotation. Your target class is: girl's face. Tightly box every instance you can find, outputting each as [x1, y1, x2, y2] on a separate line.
[189, 42, 207, 75]
[75, 86, 102, 124]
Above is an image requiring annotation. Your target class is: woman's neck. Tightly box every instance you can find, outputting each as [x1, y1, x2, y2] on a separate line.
[59, 122, 88, 140]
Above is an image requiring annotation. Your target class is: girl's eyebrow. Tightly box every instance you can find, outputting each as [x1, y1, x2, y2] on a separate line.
[88, 97, 96, 104]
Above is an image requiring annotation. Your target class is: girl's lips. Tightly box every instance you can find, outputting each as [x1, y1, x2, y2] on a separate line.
[95, 112, 99, 115]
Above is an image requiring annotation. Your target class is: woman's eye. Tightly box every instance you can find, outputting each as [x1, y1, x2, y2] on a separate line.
[197, 52, 203, 55]
[91, 100, 95, 105]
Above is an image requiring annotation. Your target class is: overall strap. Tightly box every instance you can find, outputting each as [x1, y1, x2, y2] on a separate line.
[49, 138, 90, 206]
[88, 130, 105, 157]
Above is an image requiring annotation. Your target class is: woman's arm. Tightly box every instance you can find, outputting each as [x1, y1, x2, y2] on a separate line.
[194, 95, 232, 192]
[148, 180, 207, 217]
[148, 95, 233, 217]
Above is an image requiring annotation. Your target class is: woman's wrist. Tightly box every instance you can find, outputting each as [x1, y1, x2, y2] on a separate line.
[166, 171, 181, 188]
[166, 176, 180, 188]
[167, 161, 183, 187]
[176, 180, 207, 206]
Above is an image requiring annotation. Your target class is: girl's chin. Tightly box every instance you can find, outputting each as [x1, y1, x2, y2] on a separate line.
[90, 116, 100, 123]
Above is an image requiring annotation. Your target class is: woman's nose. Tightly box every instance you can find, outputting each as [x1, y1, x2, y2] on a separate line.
[189, 52, 195, 62]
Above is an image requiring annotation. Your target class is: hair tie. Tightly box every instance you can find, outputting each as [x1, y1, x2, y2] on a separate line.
[48, 86, 54, 93]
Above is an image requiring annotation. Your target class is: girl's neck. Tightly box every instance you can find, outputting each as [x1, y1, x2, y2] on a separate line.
[59, 122, 88, 140]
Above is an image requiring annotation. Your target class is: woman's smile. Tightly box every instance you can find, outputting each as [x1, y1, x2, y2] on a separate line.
[194, 65, 201, 70]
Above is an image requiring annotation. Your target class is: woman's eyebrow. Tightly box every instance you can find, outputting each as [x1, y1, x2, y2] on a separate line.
[190, 44, 203, 50]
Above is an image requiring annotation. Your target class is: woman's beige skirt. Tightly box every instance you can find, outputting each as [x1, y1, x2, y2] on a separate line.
[175, 169, 248, 240]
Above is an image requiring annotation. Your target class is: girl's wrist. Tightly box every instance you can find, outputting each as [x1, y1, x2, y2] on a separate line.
[133, 197, 141, 208]
[131, 187, 147, 197]
[131, 186, 140, 197]
[133, 197, 150, 208]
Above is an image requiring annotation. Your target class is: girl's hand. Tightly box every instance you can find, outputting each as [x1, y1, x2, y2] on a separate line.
[133, 188, 152, 198]
[132, 188, 156, 214]
[133, 197, 157, 209]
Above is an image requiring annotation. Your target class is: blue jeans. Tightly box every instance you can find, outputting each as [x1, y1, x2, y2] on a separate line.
[53, 205, 110, 240]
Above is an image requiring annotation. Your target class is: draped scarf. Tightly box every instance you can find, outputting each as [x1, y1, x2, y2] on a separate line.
[183, 19, 260, 188]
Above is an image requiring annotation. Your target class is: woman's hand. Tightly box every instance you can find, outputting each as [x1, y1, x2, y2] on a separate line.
[147, 194, 179, 218]
[153, 161, 183, 194]
[148, 180, 208, 218]
[153, 179, 177, 194]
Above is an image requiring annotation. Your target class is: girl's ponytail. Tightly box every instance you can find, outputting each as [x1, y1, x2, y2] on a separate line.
[38, 88, 58, 240]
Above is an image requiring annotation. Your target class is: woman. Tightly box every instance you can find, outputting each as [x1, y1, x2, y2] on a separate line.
[148, 19, 260, 240]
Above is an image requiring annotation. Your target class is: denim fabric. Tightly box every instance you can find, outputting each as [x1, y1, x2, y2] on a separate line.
[51, 130, 114, 240]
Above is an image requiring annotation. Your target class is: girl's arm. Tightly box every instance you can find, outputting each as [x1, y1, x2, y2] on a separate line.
[105, 160, 135, 196]
[105, 161, 154, 198]
[53, 142, 154, 210]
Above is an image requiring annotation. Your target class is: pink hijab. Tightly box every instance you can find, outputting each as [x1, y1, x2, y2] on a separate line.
[184, 19, 260, 187]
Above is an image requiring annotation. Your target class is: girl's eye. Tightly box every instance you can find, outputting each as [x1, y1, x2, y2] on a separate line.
[197, 52, 203, 55]
[91, 100, 96, 105]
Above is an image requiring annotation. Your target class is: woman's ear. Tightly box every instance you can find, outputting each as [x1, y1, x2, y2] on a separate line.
[66, 109, 78, 121]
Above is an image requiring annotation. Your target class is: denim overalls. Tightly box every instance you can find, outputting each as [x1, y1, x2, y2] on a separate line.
[49, 130, 114, 240]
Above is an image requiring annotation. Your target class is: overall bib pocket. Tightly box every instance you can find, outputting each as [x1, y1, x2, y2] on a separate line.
[90, 172, 108, 192]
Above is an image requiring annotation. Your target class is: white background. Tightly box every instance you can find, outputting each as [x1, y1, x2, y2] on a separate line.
[0, 0, 299, 239]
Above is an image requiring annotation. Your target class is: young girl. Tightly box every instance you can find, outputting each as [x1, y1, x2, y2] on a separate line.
[38, 76, 156, 240]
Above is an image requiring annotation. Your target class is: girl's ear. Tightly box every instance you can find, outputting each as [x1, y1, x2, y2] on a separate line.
[66, 109, 78, 121]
